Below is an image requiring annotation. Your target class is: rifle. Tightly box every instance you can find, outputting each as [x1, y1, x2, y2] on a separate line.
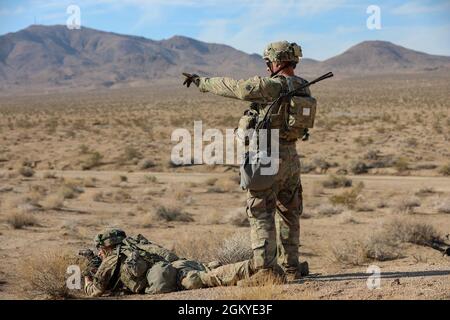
[79, 249, 103, 278]
[431, 236, 450, 256]
[256, 72, 334, 130]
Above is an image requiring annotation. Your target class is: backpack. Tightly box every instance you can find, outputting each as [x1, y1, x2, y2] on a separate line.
[119, 237, 168, 293]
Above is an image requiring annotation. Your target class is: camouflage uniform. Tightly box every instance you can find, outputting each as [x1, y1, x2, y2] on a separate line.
[84, 229, 255, 296]
[193, 41, 314, 276]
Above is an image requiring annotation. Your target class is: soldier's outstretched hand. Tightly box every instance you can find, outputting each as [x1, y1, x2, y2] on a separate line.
[182, 73, 200, 88]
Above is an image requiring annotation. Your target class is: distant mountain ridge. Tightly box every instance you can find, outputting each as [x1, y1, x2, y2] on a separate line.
[1, 25, 449, 93]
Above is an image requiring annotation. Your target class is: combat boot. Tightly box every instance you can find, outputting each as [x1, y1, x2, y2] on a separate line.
[285, 261, 309, 282]
[237, 268, 286, 287]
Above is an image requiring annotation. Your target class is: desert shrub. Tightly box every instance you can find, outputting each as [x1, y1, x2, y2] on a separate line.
[6, 212, 39, 229]
[330, 182, 364, 209]
[40, 194, 65, 210]
[215, 232, 253, 265]
[19, 166, 35, 177]
[322, 174, 352, 188]
[43, 171, 57, 179]
[143, 175, 158, 183]
[122, 146, 142, 161]
[174, 232, 226, 262]
[316, 204, 344, 216]
[394, 157, 410, 173]
[405, 137, 418, 147]
[81, 152, 103, 170]
[332, 219, 442, 265]
[222, 208, 250, 227]
[364, 150, 379, 160]
[395, 196, 421, 213]
[438, 163, 450, 176]
[21, 250, 84, 299]
[82, 177, 97, 188]
[354, 136, 373, 146]
[349, 161, 369, 175]
[436, 200, 450, 214]
[138, 159, 155, 169]
[153, 206, 194, 222]
[205, 178, 218, 186]
[415, 187, 436, 197]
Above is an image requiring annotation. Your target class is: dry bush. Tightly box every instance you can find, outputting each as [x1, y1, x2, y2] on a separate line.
[339, 212, 358, 224]
[222, 208, 250, 227]
[322, 174, 352, 188]
[415, 187, 436, 197]
[83, 177, 97, 188]
[394, 157, 410, 173]
[205, 178, 218, 186]
[221, 274, 286, 300]
[43, 171, 57, 179]
[6, 212, 39, 229]
[21, 249, 84, 299]
[316, 203, 344, 216]
[18, 166, 35, 177]
[152, 206, 194, 222]
[215, 232, 253, 265]
[40, 194, 65, 210]
[438, 163, 450, 176]
[436, 200, 450, 214]
[81, 151, 103, 170]
[174, 232, 227, 262]
[138, 159, 155, 170]
[111, 175, 128, 187]
[382, 219, 441, 246]
[329, 182, 364, 209]
[142, 175, 158, 184]
[349, 161, 369, 175]
[332, 219, 441, 265]
[394, 196, 421, 213]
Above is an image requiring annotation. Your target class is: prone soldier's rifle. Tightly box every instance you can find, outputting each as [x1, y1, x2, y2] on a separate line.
[79, 249, 103, 278]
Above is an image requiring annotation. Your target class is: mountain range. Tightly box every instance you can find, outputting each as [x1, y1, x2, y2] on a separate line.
[1, 25, 449, 93]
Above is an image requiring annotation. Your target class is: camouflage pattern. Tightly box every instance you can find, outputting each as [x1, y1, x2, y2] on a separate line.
[263, 41, 302, 63]
[94, 228, 126, 248]
[84, 248, 122, 297]
[84, 235, 255, 296]
[197, 73, 309, 274]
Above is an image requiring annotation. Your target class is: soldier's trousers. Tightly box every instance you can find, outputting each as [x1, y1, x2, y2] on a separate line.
[177, 259, 255, 289]
[246, 143, 303, 272]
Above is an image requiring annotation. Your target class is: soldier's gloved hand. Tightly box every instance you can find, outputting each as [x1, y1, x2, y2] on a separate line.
[182, 73, 200, 88]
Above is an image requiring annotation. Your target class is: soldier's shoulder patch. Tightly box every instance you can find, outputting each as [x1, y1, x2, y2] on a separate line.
[245, 84, 252, 91]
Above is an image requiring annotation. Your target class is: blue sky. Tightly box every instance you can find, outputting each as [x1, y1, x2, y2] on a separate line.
[0, 0, 449, 60]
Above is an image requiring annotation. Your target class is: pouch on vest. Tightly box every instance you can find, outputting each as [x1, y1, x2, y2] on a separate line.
[286, 77, 317, 129]
[240, 150, 278, 191]
[120, 249, 150, 293]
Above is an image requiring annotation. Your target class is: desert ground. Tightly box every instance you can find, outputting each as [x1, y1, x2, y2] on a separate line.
[0, 72, 449, 300]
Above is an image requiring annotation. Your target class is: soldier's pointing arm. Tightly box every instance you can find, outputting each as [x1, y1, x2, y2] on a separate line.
[198, 76, 282, 103]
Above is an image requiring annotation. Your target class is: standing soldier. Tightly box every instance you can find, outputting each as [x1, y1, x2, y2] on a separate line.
[183, 41, 316, 282]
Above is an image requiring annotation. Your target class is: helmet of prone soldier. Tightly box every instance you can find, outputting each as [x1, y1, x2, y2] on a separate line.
[94, 228, 127, 248]
[263, 41, 302, 64]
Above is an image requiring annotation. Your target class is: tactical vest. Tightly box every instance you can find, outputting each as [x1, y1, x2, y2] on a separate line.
[118, 237, 169, 293]
[237, 75, 317, 142]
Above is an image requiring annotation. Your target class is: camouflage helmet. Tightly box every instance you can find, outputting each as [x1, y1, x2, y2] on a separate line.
[94, 228, 126, 248]
[263, 41, 302, 63]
